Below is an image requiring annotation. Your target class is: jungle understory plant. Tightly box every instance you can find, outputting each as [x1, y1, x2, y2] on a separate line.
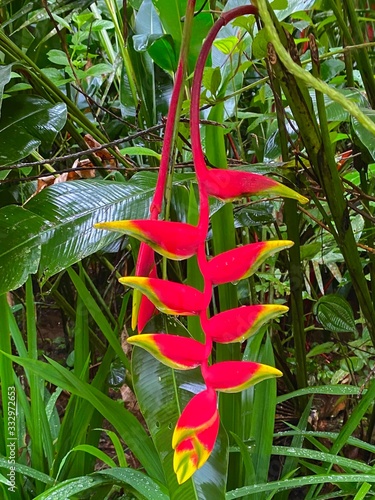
[95, 3, 308, 484]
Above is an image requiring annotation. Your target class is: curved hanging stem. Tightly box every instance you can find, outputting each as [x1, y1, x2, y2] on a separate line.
[190, 5, 258, 181]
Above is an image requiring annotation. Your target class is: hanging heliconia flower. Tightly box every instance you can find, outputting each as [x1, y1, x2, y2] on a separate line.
[95, 2, 307, 485]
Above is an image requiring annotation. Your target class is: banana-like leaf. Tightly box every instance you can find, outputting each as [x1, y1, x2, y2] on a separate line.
[0, 171, 222, 293]
[0, 205, 47, 293]
[0, 176, 157, 293]
[132, 347, 228, 499]
[0, 95, 67, 167]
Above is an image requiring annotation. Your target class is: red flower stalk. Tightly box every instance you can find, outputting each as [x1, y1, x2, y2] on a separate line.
[131, 243, 156, 331]
[190, 4, 307, 205]
[96, 2, 309, 485]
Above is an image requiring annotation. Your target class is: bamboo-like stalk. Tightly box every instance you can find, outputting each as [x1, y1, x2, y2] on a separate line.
[268, 69, 308, 396]
[258, 0, 375, 347]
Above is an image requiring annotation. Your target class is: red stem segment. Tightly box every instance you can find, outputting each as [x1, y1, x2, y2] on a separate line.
[190, 5, 258, 181]
[150, 61, 185, 219]
[150, 0, 198, 219]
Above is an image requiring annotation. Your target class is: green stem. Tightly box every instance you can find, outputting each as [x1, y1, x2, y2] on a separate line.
[270, 70, 307, 395]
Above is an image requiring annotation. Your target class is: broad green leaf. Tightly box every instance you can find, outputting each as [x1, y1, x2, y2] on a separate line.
[84, 63, 113, 77]
[0, 172, 201, 292]
[213, 36, 241, 55]
[0, 63, 12, 114]
[151, 0, 183, 52]
[252, 28, 269, 59]
[151, 0, 212, 70]
[352, 108, 375, 161]
[306, 342, 335, 358]
[34, 468, 169, 500]
[132, 347, 228, 499]
[0, 205, 47, 294]
[0, 95, 67, 166]
[135, 0, 163, 36]
[313, 295, 356, 333]
[320, 59, 345, 82]
[234, 202, 274, 228]
[340, 356, 364, 373]
[24, 177, 156, 281]
[202, 67, 222, 96]
[47, 49, 69, 66]
[91, 20, 115, 31]
[133, 0, 173, 75]
[275, 0, 317, 20]
[147, 36, 178, 72]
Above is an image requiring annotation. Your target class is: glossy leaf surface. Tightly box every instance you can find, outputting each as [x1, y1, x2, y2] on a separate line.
[0, 95, 67, 166]
[23, 177, 156, 281]
[0, 205, 47, 294]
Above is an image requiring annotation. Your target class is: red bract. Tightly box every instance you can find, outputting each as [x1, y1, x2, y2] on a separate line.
[203, 304, 289, 343]
[119, 277, 206, 316]
[202, 361, 282, 392]
[173, 410, 220, 484]
[94, 219, 205, 260]
[172, 388, 218, 448]
[206, 240, 294, 285]
[127, 334, 209, 370]
[201, 168, 309, 204]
